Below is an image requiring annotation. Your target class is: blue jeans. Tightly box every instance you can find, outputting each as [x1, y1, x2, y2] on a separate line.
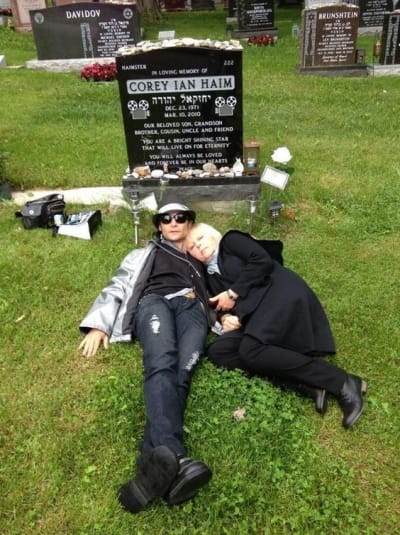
[134, 294, 208, 457]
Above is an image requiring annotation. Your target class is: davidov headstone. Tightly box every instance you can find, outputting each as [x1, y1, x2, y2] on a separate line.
[358, 0, 392, 34]
[379, 12, 400, 64]
[116, 41, 243, 171]
[300, 4, 363, 74]
[30, 3, 140, 60]
[235, 0, 276, 37]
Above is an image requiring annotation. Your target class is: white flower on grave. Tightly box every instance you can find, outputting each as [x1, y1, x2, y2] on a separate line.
[271, 147, 292, 165]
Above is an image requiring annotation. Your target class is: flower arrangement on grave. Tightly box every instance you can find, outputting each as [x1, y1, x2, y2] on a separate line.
[247, 34, 277, 47]
[80, 62, 117, 82]
[271, 146, 292, 167]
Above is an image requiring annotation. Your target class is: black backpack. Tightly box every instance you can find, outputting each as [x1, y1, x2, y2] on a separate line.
[15, 193, 66, 229]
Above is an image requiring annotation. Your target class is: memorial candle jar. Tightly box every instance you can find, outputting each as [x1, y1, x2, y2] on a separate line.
[244, 140, 260, 175]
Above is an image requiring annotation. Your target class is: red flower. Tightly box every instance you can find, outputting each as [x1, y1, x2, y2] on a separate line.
[80, 62, 117, 82]
[247, 34, 277, 47]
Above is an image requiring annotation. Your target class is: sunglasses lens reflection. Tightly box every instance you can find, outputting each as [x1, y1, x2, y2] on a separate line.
[160, 213, 188, 224]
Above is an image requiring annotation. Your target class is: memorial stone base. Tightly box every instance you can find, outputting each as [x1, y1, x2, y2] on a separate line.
[298, 64, 368, 77]
[26, 57, 115, 73]
[366, 64, 400, 76]
[122, 175, 261, 205]
[232, 27, 278, 38]
[358, 26, 382, 35]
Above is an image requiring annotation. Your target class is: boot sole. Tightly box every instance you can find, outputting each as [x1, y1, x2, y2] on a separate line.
[118, 446, 178, 513]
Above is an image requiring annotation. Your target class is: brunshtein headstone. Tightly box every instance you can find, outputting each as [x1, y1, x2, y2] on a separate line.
[358, 0, 393, 33]
[236, 0, 276, 35]
[300, 4, 360, 69]
[10, 0, 46, 32]
[30, 3, 140, 60]
[380, 11, 400, 64]
[116, 40, 243, 172]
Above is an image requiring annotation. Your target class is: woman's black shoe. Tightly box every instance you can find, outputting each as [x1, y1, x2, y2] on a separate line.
[337, 375, 367, 429]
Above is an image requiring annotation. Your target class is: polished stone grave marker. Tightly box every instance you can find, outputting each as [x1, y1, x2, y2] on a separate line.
[191, 0, 215, 10]
[228, 0, 237, 17]
[379, 11, 400, 64]
[299, 4, 365, 74]
[30, 2, 140, 60]
[358, 0, 393, 34]
[164, 0, 186, 11]
[10, 0, 46, 32]
[116, 39, 260, 202]
[116, 41, 243, 171]
[234, 0, 276, 37]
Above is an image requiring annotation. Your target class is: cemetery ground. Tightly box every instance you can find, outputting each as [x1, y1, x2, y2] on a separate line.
[0, 8, 399, 535]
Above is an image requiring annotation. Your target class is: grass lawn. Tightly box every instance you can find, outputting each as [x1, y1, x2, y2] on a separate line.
[1, 8, 400, 535]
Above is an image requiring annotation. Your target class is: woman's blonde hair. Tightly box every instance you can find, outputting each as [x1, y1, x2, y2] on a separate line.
[189, 222, 222, 243]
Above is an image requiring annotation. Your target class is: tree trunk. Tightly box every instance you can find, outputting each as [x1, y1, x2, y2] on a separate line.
[136, 0, 162, 21]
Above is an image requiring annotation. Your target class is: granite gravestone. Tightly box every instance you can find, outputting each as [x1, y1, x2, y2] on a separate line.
[191, 0, 215, 10]
[235, 0, 276, 37]
[116, 39, 261, 203]
[116, 41, 243, 172]
[358, 0, 393, 34]
[380, 12, 400, 64]
[30, 3, 140, 60]
[164, 0, 186, 11]
[228, 0, 237, 17]
[10, 0, 46, 32]
[300, 4, 361, 71]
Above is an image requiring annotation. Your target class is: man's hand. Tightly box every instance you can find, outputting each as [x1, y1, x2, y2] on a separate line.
[79, 329, 109, 357]
[221, 314, 241, 333]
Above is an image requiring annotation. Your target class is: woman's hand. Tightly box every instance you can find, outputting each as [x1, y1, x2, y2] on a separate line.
[221, 314, 241, 333]
[209, 289, 238, 312]
[79, 328, 109, 357]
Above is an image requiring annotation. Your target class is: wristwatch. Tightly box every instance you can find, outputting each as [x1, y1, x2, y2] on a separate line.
[226, 289, 237, 301]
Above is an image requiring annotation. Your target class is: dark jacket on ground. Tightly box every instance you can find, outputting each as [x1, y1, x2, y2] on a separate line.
[207, 230, 336, 356]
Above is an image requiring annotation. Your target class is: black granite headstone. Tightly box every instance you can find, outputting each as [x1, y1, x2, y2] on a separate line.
[164, 0, 185, 11]
[358, 0, 393, 31]
[30, 3, 140, 60]
[237, 0, 275, 33]
[300, 4, 360, 69]
[380, 12, 400, 64]
[116, 45, 243, 171]
[228, 0, 237, 18]
[191, 0, 215, 10]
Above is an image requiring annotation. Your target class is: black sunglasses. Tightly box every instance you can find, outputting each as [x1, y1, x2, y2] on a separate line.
[159, 213, 191, 225]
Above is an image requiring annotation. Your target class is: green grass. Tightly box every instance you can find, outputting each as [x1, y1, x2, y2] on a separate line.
[1, 8, 400, 535]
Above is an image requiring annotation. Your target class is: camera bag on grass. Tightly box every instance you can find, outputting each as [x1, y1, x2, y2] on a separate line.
[15, 193, 66, 229]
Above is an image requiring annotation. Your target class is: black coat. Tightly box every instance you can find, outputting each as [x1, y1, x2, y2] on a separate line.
[207, 230, 336, 356]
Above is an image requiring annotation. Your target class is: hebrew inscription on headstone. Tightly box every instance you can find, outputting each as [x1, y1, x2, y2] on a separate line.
[300, 4, 360, 68]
